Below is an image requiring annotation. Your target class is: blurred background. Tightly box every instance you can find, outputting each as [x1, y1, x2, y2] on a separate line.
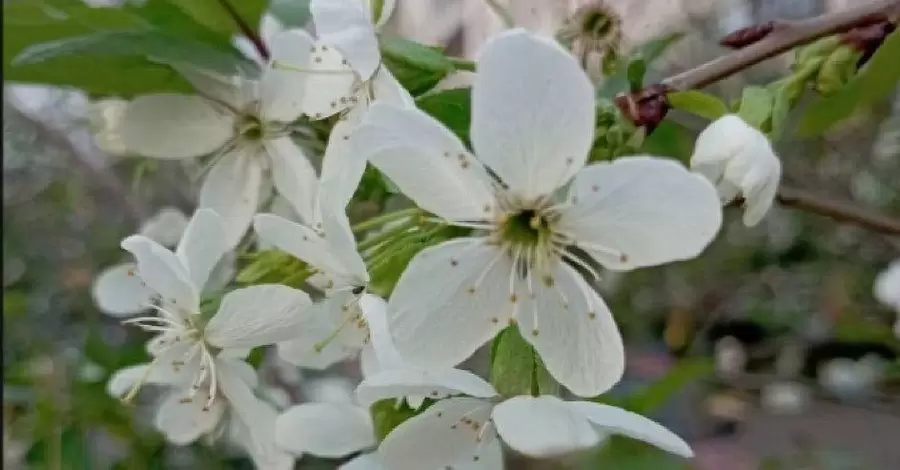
[4, 0, 899, 469]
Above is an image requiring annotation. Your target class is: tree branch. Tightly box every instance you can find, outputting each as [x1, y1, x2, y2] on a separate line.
[663, 0, 898, 90]
[775, 186, 900, 236]
[216, 0, 269, 61]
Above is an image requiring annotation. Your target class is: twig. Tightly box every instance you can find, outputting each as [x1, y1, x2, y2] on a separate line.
[663, 0, 898, 90]
[776, 186, 900, 236]
[216, 0, 269, 61]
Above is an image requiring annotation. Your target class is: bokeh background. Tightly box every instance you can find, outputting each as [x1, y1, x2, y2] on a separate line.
[4, 0, 899, 469]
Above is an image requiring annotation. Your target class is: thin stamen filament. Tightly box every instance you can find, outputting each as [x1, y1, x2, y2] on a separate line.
[271, 60, 356, 75]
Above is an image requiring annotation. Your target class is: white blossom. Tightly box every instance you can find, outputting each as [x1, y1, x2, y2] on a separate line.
[92, 207, 235, 317]
[87, 98, 130, 156]
[690, 114, 782, 227]
[760, 381, 810, 415]
[874, 259, 900, 338]
[108, 354, 292, 469]
[253, 200, 397, 370]
[233, 13, 287, 65]
[269, 0, 413, 209]
[351, 29, 722, 396]
[118, 56, 320, 247]
[356, 367, 692, 470]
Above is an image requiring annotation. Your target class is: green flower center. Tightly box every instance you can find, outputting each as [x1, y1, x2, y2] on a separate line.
[237, 114, 265, 141]
[499, 209, 553, 249]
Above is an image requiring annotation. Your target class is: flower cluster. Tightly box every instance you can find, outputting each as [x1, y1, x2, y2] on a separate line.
[91, 0, 791, 468]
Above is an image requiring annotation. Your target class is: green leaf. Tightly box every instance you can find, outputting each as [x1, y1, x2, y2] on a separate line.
[14, 29, 253, 76]
[737, 85, 774, 130]
[270, 0, 312, 27]
[626, 58, 647, 92]
[597, 32, 683, 99]
[165, 0, 268, 38]
[379, 35, 454, 95]
[370, 399, 428, 442]
[416, 88, 472, 146]
[798, 29, 900, 135]
[667, 90, 728, 121]
[639, 120, 694, 164]
[768, 85, 793, 140]
[490, 327, 536, 397]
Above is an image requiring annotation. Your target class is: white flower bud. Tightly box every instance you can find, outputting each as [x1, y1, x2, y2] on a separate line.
[761, 381, 810, 415]
[691, 114, 782, 226]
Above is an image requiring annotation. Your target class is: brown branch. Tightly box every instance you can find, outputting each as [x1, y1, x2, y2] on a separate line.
[775, 186, 900, 236]
[663, 0, 899, 90]
[216, 0, 269, 61]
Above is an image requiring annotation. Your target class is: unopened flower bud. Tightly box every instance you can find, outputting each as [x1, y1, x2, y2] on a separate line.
[690, 115, 782, 226]
[815, 45, 862, 96]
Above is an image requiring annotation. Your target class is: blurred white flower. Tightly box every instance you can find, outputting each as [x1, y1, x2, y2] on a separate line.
[713, 336, 747, 378]
[108, 355, 292, 469]
[874, 259, 900, 337]
[817, 354, 887, 400]
[92, 207, 233, 317]
[269, 0, 413, 209]
[353, 29, 721, 396]
[253, 200, 398, 371]
[356, 367, 692, 470]
[690, 115, 782, 227]
[760, 381, 810, 415]
[87, 98, 130, 156]
[118, 57, 320, 246]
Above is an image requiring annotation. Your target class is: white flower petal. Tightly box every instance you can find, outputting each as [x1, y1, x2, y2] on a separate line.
[493, 395, 599, 457]
[319, 192, 368, 284]
[559, 156, 722, 270]
[120, 235, 198, 314]
[387, 238, 513, 370]
[875, 259, 900, 310]
[199, 150, 264, 249]
[276, 290, 368, 369]
[351, 103, 495, 220]
[471, 29, 594, 200]
[218, 358, 283, 463]
[360, 294, 404, 374]
[154, 389, 226, 445]
[302, 41, 359, 119]
[233, 400, 296, 470]
[567, 401, 694, 457]
[205, 284, 313, 350]
[262, 29, 315, 121]
[319, 105, 368, 210]
[92, 262, 155, 317]
[311, 0, 381, 79]
[275, 403, 376, 457]
[204, 250, 237, 295]
[355, 104, 495, 222]
[252, 214, 348, 280]
[370, 68, 413, 107]
[120, 93, 234, 159]
[105, 358, 193, 398]
[175, 209, 230, 294]
[516, 261, 624, 397]
[742, 166, 779, 227]
[265, 136, 319, 224]
[379, 397, 495, 470]
[356, 368, 497, 407]
[138, 207, 189, 247]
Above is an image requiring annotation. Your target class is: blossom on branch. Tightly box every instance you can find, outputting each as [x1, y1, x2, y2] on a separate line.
[690, 114, 783, 227]
[352, 29, 722, 396]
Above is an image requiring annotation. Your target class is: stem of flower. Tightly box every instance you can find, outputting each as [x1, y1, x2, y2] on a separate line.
[775, 186, 900, 236]
[448, 57, 477, 72]
[484, 0, 515, 28]
[215, 0, 269, 61]
[357, 219, 418, 253]
[351, 208, 420, 233]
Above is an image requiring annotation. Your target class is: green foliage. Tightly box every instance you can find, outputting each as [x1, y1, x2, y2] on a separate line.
[370, 398, 431, 442]
[2, 0, 256, 97]
[799, 29, 900, 135]
[667, 90, 728, 121]
[416, 88, 472, 146]
[737, 85, 774, 130]
[236, 249, 308, 286]
[270, 0, 312, 27]
[491, 327, 537, 397]
[591, 437, 691, 470]
[597, 32, 683, 98]
[165, 0, 267, 38]
[379, 35, 455, 96]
